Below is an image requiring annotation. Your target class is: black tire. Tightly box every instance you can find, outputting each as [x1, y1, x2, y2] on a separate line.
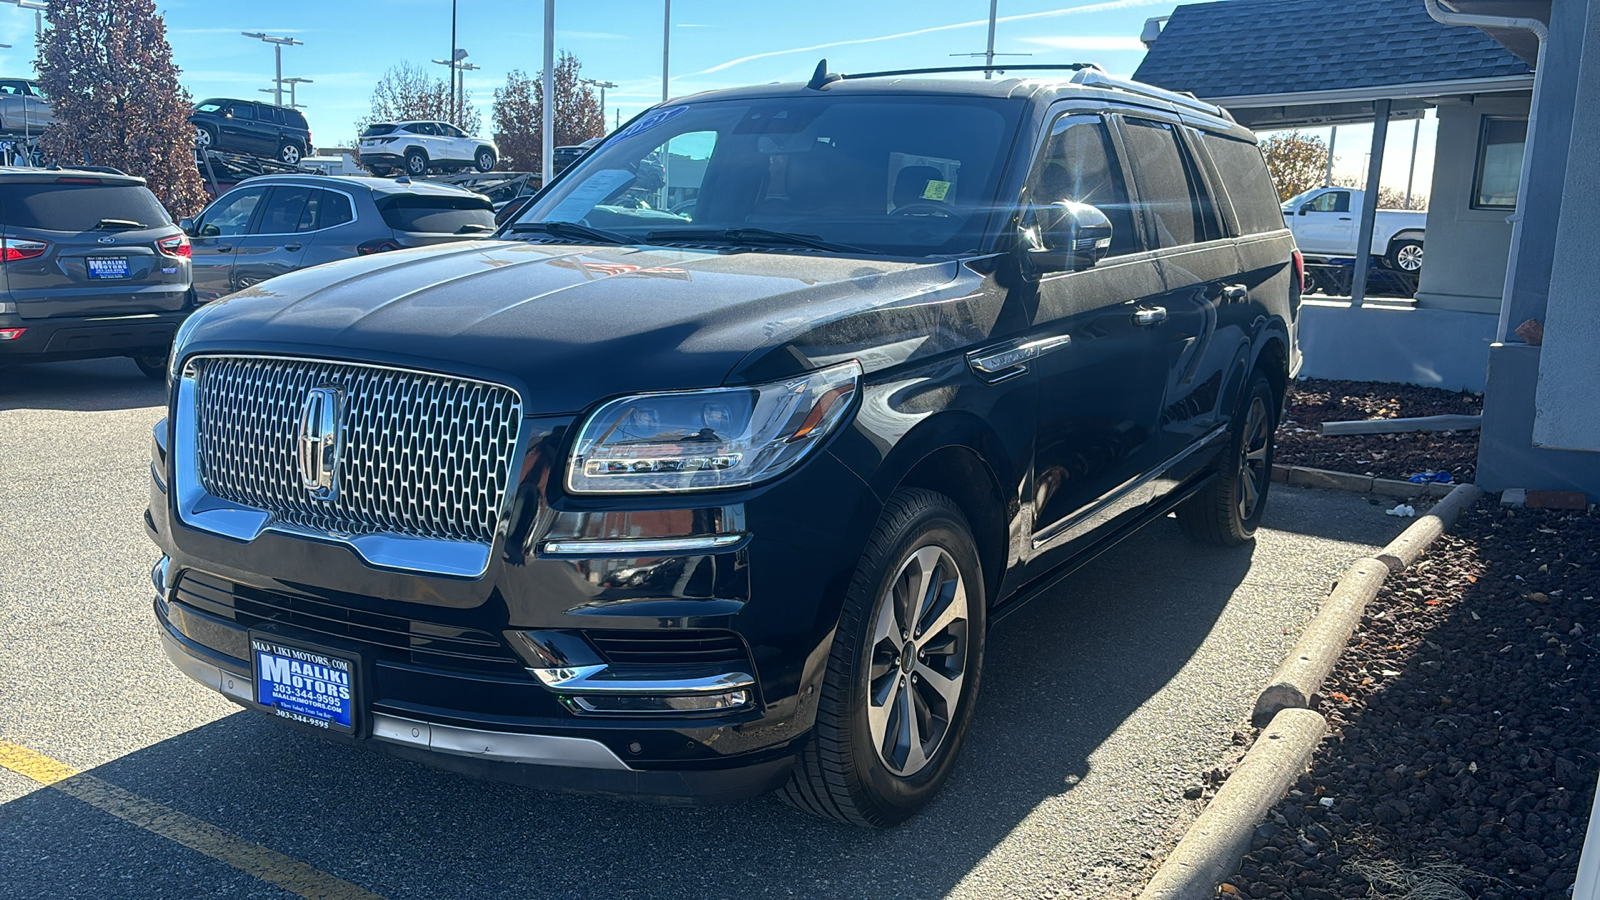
[132, 352, 167, 381]
[1387, 238, 1424, 273]
[474, 147, 496, 172]
[404, 149, 428, 176]
[778, 488, 986, 827]
[1176, 374, 1276, 546]
[278, 141, 302, 165]
[368, 165, 392, 177]
[195, 124, 217, 149]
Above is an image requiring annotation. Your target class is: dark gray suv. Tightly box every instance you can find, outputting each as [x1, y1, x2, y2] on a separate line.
[0, 167, 193, 379]
[183, 175, 498, 302]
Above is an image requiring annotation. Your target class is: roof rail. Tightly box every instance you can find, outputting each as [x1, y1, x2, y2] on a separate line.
[1069, 68, 1230, 119]
[835, 62, 1102, 81]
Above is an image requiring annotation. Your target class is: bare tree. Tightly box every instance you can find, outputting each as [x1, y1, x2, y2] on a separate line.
[1257, 130, 1330, 202]
[36, 0, 208, 216]
[492, 52, 604, 173]
[355, 61, 483, 138]
[1332, 176, 1429, 210]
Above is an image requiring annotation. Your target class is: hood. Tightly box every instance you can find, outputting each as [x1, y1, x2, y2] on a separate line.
[179, 240, 987, 414]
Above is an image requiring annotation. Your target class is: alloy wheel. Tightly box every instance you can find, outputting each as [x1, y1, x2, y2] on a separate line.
[1397, 244, 1424, 271]
[866, 545, 969, 777]
[195, 127, 211, 147]
[1237, 394, 1271, 522]
[281, 144, 300, 164]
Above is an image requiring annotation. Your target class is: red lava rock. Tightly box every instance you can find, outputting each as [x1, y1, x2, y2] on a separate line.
[1525, 490, 1588, 511]
[1231, 499, 1600, 899]
[1275, 378, 1482, 483]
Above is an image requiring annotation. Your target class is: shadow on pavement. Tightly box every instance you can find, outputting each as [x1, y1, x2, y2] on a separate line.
[0, 358, 165, 413]
[0, 518, 1259, 900]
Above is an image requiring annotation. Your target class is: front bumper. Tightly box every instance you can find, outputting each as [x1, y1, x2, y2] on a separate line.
[0, 308, 190, 363]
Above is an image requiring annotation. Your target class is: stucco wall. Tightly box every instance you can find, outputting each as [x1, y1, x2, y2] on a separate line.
[1412, 95, 1527, 314]
[1296, 300, 1495, 392]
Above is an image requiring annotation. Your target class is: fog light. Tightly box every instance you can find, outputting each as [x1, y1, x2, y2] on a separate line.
[0, 327, 24, 341]
[568, 690, 751, 715]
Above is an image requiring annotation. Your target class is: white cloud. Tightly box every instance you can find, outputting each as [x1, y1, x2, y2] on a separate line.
[1021, 35, 1147, 52]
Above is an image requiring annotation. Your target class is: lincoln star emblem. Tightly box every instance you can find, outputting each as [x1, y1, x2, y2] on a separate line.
[296, 387, 344, 500]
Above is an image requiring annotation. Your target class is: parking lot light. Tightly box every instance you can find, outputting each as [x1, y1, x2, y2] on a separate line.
[241, 32, 303, 107]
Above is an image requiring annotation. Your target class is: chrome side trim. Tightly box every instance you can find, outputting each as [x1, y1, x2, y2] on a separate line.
[530, 664, 756, 695]
[967, 333, 1072, 378]
[158, 631, 634, 771]
[371, 714, 634, 771]
[1031, 424, 1230, 551]
[540, 534, 746, 556]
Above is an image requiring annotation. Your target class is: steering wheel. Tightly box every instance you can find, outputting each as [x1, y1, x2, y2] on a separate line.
[891, 202, 955, 217]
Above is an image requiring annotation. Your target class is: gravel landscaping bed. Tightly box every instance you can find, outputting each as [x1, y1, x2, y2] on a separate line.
[1228, 499, 1600, 899]
[1277, 379, 1483, 483]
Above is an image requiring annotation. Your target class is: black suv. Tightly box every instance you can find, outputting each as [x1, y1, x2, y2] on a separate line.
[0, 167, 193, 378]
[148, 64, 1301, 825]
[191, 99, 313, 165]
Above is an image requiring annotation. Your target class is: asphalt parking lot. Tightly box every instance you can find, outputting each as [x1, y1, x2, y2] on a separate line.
[0, 358, 1413, 899]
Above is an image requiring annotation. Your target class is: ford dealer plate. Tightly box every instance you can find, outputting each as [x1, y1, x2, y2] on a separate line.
[86, 257, 130, 279]
[250, 636, 356, 733]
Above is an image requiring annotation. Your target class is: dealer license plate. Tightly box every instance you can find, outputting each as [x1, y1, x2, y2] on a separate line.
[87, 257, 130, 279]
[250, 636, 357, 733]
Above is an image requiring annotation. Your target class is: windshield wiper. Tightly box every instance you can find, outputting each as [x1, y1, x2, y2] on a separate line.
[455, 223, 496, 234]
[508, 220, 631, 244]
[645, 227, 868, 254]
[95, 218, 145, 230]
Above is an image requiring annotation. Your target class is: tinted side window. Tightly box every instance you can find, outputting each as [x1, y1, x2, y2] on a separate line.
[228, 103, 254, 121]
[298, 190, 354, 231]
[258, 105, 282, 125]
[285, 110, 308, 130]
[1026, 113, 1139, 256]
[257, 186, 312, 234]
[0, 183, 171, 231]
[1199, 133, 1287, 235]
[1118, 118, 1206, 248]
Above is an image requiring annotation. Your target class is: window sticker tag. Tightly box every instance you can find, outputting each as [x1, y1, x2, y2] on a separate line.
[545, 169, 637, 222]
[921, 180, 951, 201]
[615, 106, 689, 141]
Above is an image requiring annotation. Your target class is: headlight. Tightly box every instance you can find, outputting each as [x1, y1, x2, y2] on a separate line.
[566, 360, 861, 494]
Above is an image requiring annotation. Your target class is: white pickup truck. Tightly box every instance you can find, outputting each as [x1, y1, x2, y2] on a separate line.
[1281, 187, 1426, 273]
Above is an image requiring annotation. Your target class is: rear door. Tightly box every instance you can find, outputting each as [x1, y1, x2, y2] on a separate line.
[1021, 109, 1173, 570]
[231, 185, 314, 289]
[189, 185, 266, 301]
[0, 178, 188, 318]
[297, 188, 360, 262]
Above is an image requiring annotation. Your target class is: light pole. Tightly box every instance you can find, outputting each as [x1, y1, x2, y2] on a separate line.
[580, 78, 616, 130]
[1, 1, 44, 46]
[449, 0, 457, 122]
[950, 0, 1029, 78]
[282, 76, 313, 110]
[661, 0, 670, 102]
[241, 32, 303, 107]
[431, 53, 478, 125]
[542, 0, 554, 183]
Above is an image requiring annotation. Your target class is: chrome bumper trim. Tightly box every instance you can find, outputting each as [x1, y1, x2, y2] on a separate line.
[540, 534, 746, 556]
[530, 664, 756, 695]
[159, 628, 634, 771]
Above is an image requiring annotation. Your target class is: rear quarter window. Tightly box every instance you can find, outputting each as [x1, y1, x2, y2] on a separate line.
[376, 194, 496, 233]
[1200, 133, 1287, 235]
[0, 182, 171, 232]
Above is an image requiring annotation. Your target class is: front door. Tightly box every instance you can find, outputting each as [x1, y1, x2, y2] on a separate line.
[231, 186, 314, 290]
[1294, 189, 1355, 255]
[1021, 111, 1173, 570]
[189, 186, 266, 301]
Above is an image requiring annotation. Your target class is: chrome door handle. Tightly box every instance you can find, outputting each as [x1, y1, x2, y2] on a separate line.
[1132, 306, 1167, 327]
[1221, 284, 1248, 303]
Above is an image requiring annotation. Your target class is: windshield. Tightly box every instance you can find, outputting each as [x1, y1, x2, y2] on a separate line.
[1281, 188, 1320, 209]
[512, 95, 1023, 256]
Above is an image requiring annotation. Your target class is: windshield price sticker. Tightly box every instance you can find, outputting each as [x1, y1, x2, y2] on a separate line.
[252, 638, 355, 732]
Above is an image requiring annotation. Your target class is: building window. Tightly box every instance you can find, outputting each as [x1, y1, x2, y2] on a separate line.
[1473, 117, 1527, 210]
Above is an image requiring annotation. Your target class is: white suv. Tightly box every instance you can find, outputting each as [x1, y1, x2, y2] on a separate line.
[358, 121, 498, 176]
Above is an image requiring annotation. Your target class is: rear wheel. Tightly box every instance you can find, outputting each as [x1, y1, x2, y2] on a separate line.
[1176, 374, 1276, 546]
[368, 165, 392, 177]
[778, 488, 985, 827]
[132, 352, 167, 381]
[1387, 238, 1424, 272]
[278, 141, 302, 165]
[404, 149, 428, 176]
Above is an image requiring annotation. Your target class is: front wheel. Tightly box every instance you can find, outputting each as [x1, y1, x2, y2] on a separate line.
[778, 488, 985, 827]
[1176, 374, 1276, 546]
[474, 148, 497, 172]
[132, 352, 167, 381]
[404, 149, 428, 176]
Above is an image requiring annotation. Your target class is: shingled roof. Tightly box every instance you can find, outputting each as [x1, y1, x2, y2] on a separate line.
[1132, 0, 1532, 100]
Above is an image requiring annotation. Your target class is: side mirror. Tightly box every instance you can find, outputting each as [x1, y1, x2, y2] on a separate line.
[178, 217, 195, 235]
[199, 223, 222, 238]
[1026, 201, 1112, 274]
[1298, 207, 1309, 216]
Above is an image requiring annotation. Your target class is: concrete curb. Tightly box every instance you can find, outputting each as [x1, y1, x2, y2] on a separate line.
[1252, 557, 1389, 727]
[1137, 709, 1327, 900]
[1271, 463, 1458, 499]
[1135, 481, 1485, 899]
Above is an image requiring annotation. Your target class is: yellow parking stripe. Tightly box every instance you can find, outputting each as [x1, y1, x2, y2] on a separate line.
[0, 740, 385, 900]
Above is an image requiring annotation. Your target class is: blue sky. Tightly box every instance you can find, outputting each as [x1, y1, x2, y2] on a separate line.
[0, 0, 1435, 194]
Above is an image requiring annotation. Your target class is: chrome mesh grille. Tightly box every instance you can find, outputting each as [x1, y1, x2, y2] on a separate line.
[192, 356, 522, 545]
